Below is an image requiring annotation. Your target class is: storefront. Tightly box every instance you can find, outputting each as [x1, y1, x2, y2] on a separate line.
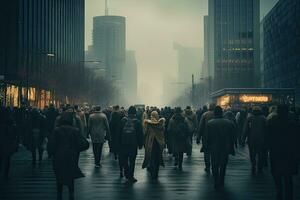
[2, 84, 57, 109]
[210, 88, 295, 109]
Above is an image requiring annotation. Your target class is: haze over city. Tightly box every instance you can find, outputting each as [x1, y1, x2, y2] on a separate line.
[85, 0, 279, 106]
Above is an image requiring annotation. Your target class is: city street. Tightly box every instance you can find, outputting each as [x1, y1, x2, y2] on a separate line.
[1, 142, 299, 200]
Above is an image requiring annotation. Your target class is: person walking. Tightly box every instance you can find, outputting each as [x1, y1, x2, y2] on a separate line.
[266, 105, 298, 200]
[143, 111, 165, 179]
[0, 107, 17, 179]
[88, 106, 110, 168]
[118, 106, 144, 183]
[48, 112, 89, 200]
[109, 105, 124, 159]
[206, 106, 235, 189]
[243, 106, 267, 175]
[168, 107, 190, 171]
[197, 103, 216, 173]
[28, 109, 47, 165]
[184, 106, 198, 157]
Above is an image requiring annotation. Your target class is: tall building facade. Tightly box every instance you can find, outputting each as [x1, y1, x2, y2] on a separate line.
[123, 50, 138, 104]
[0, 0, 85, 107]
[92, 16, 126, 80]
[208, 0, 260, 91]
[263, 0, 300, 104]
[173, 43, 202, 84]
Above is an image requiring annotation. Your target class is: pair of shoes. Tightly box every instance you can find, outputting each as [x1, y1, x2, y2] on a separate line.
[95, 164, 102, 168]
[128, 177, 137, 183]
[178, 166, 183, 171]
[120, 172, 124, 178]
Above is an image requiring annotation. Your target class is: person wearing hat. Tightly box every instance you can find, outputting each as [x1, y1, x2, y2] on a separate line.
[143, 111, 166, 179]
[242, 106, 267, 175]
[118, 106, 144, 183]
[168, 107, 190, 171]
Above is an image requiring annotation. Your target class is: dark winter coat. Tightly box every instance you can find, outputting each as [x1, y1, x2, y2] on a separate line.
[0, 108, 17, 157]
[266, 115, 298, 176]
[48, 124, 89, 185]
[206, 117, 236, 164]
[109, 111, 123, 153]
[243, 113, 266, 152]
[118, 115, 144, 156]
[168, 113, 190, 154]
[26, 110, 47, 150]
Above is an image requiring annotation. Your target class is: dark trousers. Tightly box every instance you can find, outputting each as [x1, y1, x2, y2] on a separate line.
[150, 140, 161, 178]
[119, 153, 137, 179]
[204, 151, 211, 170]
[0, 155, 10, 178]
[92, 143, 104, 165]
[211, 156, 228, 188]
[31, 143, 43, 164]
[56, 180, 74, 200]
[249, 147, 264, 171]
[273, 174, 293, 200]
[175, 152, 184, 169]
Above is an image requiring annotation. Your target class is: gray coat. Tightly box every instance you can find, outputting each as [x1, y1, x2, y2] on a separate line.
[88, 111, 110, 143]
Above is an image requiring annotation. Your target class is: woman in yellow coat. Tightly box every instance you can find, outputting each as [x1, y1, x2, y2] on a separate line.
[142, 111, 165, 179]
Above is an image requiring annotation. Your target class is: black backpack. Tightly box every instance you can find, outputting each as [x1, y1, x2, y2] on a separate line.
[121, 118, 137, 146]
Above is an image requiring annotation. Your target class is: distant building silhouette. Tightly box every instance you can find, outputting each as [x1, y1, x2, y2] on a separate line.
[208, 0, 260, 91]
[262, 0, 300, 104]
[173, 43, 202, 94]
[123, 50, 138, 104]
[0, 0, 85, 107]
[92, 16, 126, 81]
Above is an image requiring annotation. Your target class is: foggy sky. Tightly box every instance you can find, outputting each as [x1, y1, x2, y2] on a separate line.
[85, 0, 279, 106]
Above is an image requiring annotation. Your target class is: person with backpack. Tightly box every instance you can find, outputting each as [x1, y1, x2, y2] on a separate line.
[142, 111, 165, 179]
[168, 107, 190, 171]
[48, 112, 89, 200]
[118, 106, 144, 183]
[88, 106, 110, 168]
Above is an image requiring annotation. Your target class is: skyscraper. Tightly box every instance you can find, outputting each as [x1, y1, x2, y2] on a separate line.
[92, 16, 126, 80]
[123, 50, 138, 104]
[263, 0, 300, 104]
[208, 0, 260, 91]
[0, 0, 85, 107]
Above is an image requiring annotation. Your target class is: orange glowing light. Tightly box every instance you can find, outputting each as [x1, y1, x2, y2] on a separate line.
[218, 95, 230, 106]
[239, 95, 271, 103]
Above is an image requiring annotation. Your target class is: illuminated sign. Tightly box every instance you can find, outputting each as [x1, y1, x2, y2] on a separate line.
[218, 95, 230, 106]
[239, 95, 271, 103]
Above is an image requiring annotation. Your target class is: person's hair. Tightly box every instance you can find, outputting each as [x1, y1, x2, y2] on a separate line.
[175, 107, 182, 113]
[186, 106, 191, 110]
[214, 106, 223, 117]
[209, 103, 216, 111]
[95, 106, 101, 111]
[128, 106, 137, 115]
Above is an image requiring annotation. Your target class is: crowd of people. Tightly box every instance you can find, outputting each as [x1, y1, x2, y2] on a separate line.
[0, 103, 299, 200]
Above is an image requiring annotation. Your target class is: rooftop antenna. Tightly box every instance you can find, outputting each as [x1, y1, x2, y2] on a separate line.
[105, 0, 109, 16]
